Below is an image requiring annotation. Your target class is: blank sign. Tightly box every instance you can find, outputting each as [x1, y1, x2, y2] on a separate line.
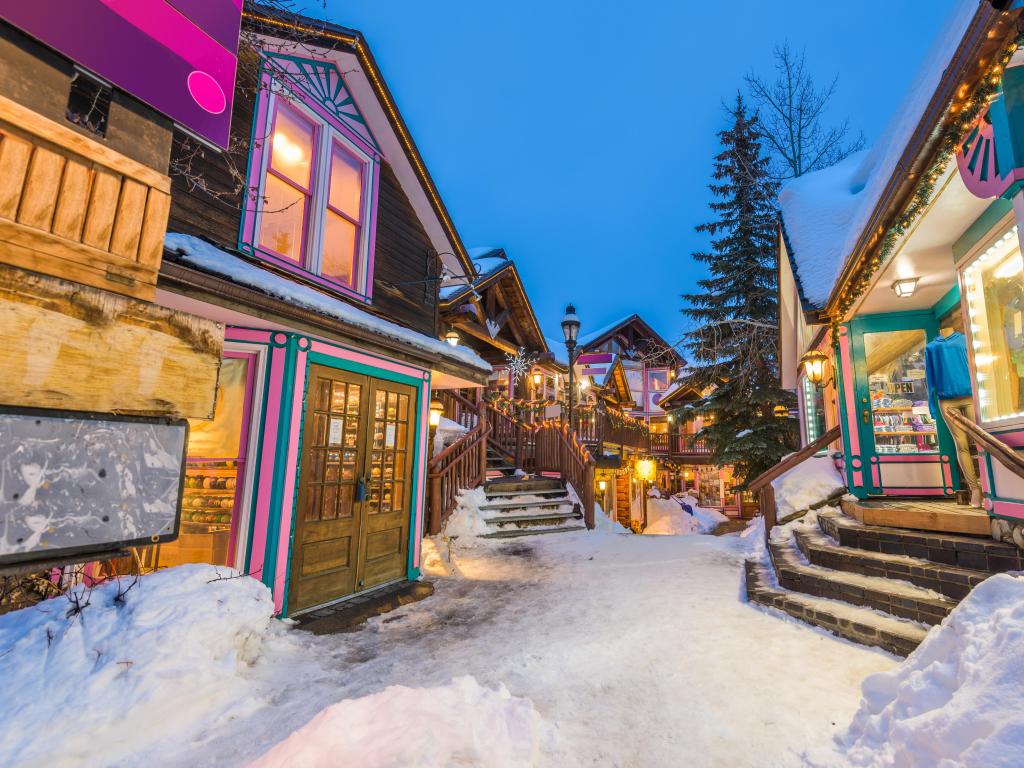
[0, 408, 188, 567]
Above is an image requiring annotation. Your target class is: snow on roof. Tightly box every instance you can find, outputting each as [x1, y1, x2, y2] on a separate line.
[777, 0, 977, 309]
[165, 234, 491, 373]
[577, 314, 638, 348]
[544, 336, 570, 367]
[467, 246, 500, 261]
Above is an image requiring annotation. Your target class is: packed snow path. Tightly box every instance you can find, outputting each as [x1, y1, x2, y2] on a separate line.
[131, 530, 894, 767]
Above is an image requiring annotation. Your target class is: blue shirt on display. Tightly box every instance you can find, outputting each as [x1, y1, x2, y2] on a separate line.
[924, 332, 973, 419]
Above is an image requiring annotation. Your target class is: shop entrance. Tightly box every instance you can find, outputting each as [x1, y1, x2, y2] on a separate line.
[289, 364, 416, 613]
[849, 314, 958, 497]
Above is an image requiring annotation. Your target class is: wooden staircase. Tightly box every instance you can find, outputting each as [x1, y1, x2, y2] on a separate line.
[476, 476, 586, 538]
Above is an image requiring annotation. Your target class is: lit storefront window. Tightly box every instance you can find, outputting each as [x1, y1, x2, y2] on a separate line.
[963, 225, 1024, 423]
[801, 376, 827, 445]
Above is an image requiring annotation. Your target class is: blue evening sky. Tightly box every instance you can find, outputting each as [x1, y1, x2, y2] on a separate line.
[325, 0, 958, 349]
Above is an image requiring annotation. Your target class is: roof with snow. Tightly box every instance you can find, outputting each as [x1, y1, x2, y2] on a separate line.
[573, 314, 684, 366]
[164, 233, 490, 374]
[777, 0, 979, 310]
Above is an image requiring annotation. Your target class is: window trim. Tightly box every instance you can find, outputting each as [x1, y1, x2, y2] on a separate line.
[242, 67, 381, 304]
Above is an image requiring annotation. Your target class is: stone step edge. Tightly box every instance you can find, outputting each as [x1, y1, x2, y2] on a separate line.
[483, 511, 582, 525]
[744, 558, 927, 657]
[817, 509, 1023, 572]
[480, 525, 588, 539]
[769, 537, 954, 626]
[480, 500, 572, 512]
[794, 527, 989, 601]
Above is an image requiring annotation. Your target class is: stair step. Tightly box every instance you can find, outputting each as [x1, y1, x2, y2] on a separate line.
[818, 509, 1023, 573]
[485, 488, 568, 501]
[769, 537, 956, 626]
[744, 558, 928, 657]
[484, 478, 564, 494]
[483, 511, 583, 526]
[840, 496, 990, 536]
[794, 527, 990, 601]
[480, 499, 571, 512]
[480, 524, 588, 539]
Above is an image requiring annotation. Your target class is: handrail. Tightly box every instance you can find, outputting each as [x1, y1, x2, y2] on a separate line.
[944, 406, 1024, 481]
[426, 413, 489, 536]
[532, 420, 596, 529]
[748, 424, 842, 538]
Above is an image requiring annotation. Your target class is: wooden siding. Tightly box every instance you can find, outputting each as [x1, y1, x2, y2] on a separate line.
[0, 94, 171, 302]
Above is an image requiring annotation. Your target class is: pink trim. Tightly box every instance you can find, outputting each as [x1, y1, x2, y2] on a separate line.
[992, 430, 1024, 448]
[991, 499, 1024, 520]
[853, 470, 864, 488]
[308, 339, 423, 378]
[249, 345, 286, 583]
[222, 350, 257, 564]
[877, 455, 940, 463]
[363, 160, 380, 300]
[226, 327, 273, 344]
[273, 348, 308, 612]
[412, 382, 429, 567]
[881, 488, 948, 496]
[838, 331, 860, 452]
[942, 460, 953, 488]
[871, 464, 880, 487]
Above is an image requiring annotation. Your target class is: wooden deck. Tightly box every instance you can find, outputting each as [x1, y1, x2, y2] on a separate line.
[840, 497, 990, 536]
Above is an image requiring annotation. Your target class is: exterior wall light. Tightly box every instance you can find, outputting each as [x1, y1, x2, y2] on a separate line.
[892, 277, 918, 298]
[635, 458, 656, 482]
[773, 404, 790, 418]
[598, 479, 607, 492]
[799, 349, 832, 389]
[429, 397, 444, 427]
[444, 329, 460, 346]
[532, 372, 542, 386]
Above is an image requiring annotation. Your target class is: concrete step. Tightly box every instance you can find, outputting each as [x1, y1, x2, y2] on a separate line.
[794, 527, 990, 601]
[485, 488, 568, 501]
[818, 509, 1024, 573]
[484, 477, 564, 494]
[480, 524, 588, 539]
[483, 510, 583, 526]
[479, 498, 571, 513]
[744, 558, 928, 657]
[769, 537, 956, 626]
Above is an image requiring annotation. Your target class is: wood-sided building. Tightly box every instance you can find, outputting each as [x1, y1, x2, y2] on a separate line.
[155, 4, 489, 616]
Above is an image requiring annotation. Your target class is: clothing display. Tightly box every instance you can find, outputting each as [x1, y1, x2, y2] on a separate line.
[924, 332, 972, 419]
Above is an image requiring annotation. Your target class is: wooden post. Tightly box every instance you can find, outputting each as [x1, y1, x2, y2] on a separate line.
[584, 463, 596, 529]
[429, 474, 443, 536]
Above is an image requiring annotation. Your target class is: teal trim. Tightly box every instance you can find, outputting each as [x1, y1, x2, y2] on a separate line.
[847, 311, 960, 497]
[243, 343, 274, 572]
[951, 198, 1013, 263]
[406, 376, 427, 582]
[931, 285, 961, 320]
[307, 350, 422, 387]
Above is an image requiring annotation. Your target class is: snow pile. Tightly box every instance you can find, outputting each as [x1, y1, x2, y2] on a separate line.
[165, 233, 490, 373]
[644, 494, 728, 536]
[837, 574, 1024, 767]
[593, 502, 629, 534]
[442, 486, 493, 542]
[0, 565, 275, 766]
[778, 0, 977, 307]
[771, 455, 846, 519]
[251, 676, 548, 768]
[433, 415, 469, 456]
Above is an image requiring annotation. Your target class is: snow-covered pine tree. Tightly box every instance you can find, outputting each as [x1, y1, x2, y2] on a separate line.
[681, 93, 797, 483]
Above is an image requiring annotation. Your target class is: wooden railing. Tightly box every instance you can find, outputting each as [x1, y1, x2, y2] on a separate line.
[437, 388, 480, 431]
[943, 407, 1024, 481]
[532, 420, 596, 529]
[485, 402, 534, 469]
[673, 433, 711, 456]
[747, 425, 842, 539]
[427, 410, 489, 535]
[574, 408, 648, 451]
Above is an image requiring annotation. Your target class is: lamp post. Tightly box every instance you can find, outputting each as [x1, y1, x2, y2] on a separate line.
[561, 304, 580, 432]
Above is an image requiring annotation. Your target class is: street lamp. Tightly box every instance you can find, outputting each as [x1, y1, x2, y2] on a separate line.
[561, 303, 581, 432]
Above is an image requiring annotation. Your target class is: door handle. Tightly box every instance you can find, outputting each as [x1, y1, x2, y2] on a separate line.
[862, 409, 870, 425]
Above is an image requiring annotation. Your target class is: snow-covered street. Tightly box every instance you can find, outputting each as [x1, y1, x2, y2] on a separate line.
[105, 528, 891, 767]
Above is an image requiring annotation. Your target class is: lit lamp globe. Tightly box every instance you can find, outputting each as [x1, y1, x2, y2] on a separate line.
[635, 458, 656, 482]
[800, 349, 830, 388]
[429, 398, 444, 427]
[773, 404, 790, 418]
[444, 329, 460, 347]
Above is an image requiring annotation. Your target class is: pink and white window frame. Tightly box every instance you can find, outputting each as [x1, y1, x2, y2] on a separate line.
[241, 65, 381, 303]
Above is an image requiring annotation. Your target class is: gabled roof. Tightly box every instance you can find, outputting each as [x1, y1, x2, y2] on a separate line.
[576, 314, 684, 366]
[656, 381, 703, 411]
[244, 2, 474, 277]
[777, 0, 1005, 315]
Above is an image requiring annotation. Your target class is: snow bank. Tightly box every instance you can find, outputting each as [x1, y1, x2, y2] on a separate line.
[251, 676, 547, 768]
[442, 487, 493, 543]
[433, 416, 469, 456]
[838, 573, 1024, 767]
[771, 455, 846, 519]
[0, 564, 275, 766]
[644, 494, 728, 536]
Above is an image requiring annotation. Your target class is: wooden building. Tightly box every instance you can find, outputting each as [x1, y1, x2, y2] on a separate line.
[152, 4, 489, 616]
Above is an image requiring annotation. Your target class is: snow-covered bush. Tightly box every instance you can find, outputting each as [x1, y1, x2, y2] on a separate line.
[0, 564, 275, 766]
[838, 573, 1024, 767]
[643, 494, 728, 536]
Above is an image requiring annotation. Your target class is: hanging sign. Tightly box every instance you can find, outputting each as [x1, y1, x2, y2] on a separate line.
[3, 0, 243, 148]
[0, 407, 188, 568]
[576, 352, 613, 377]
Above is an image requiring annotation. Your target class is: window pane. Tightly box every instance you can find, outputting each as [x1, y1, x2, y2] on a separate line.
[329, 145, 362, 219]
[323, 211, 357, 286]
[259, 174, 306, 262]
[864, 329, 938, 454]
[270, 106, 314, 187]
[964, 232, 1024, 422]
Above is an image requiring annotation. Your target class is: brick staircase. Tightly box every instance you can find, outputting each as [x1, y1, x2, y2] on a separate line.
[477, 476, 586, 539]
[745, 507, 1023, 656]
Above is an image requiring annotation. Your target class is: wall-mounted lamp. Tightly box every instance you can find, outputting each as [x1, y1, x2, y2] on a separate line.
[773, 404, 790, 418]
[444, 329, 460, 346]
[799, 349, 832, 389]
[429, 398, 444, 427]
[532, 372, 542, 386]
[892, 277, 918, 298]
[598, 479, 607, 492]
[635, 458, 656, 482]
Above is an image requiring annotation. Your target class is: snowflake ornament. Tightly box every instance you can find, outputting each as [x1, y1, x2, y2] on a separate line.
[505, 347, 539, 385]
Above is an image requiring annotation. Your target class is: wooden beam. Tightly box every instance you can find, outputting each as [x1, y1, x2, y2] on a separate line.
[453, 319, 520, 355]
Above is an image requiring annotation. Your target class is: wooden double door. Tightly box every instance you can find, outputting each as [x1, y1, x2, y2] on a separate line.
[289, 365, 417, 613]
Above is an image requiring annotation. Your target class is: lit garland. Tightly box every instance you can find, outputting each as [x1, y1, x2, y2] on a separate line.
[831, 33, 1023, 329]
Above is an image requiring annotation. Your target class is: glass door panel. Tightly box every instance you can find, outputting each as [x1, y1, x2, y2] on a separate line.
[863, 329, 938, 455]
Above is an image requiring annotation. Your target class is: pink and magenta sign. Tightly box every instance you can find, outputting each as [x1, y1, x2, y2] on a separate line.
[3, 0, 242, 148]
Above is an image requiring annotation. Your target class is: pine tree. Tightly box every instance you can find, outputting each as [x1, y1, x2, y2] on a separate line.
[681, 93, 797, 483]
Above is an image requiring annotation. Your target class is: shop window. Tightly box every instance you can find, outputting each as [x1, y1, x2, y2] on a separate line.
[160, 355, 255, 568]
[252, 95, 376, 299]
[963, 226, 1024, 423]
[863, 329, 938, 454]
[801, 376, 827, 447]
